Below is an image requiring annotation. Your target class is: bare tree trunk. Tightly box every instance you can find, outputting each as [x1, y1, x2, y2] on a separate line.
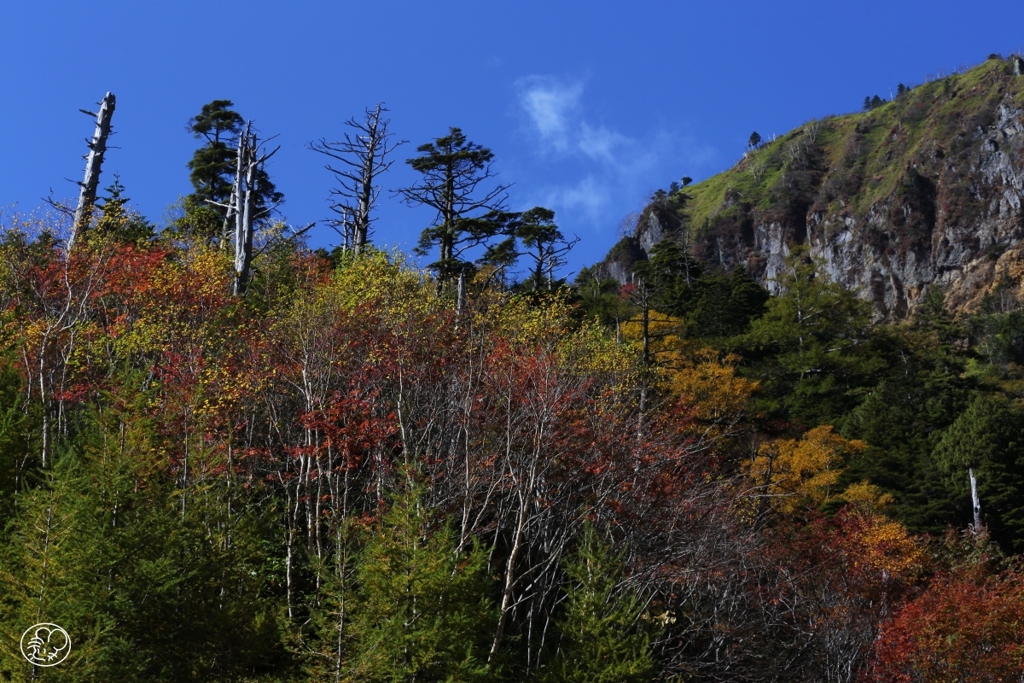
[456, 271, 466, 316]
[970, 467, 983, 533]
[309, 104, 404, 254]
[70, 92, 116, 250]
[231, 122, 278, 296]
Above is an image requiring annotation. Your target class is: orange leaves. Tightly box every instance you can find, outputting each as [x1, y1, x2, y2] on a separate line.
[667, 347, 757, 447]
[838, 511, 924, 582]
[749, 425, 866, 514]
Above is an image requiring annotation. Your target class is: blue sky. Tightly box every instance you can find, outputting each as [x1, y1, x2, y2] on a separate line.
[4, 1, 1024, 279]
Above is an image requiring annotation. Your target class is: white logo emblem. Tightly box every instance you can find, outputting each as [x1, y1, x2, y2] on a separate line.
[20, 623, 71, 666]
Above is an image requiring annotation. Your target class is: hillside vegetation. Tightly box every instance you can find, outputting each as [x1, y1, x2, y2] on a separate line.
[4, 61, 1024, 681]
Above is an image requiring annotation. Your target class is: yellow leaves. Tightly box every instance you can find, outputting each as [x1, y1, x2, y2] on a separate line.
[324, 250, 437, 321]
[838, 480, 894, 514]
[112, 243, 234, 359]
[844, 512, 924, 579]
[619, 308, 686, 368]
[481, 293, 574, 350]
[668, 347, 757, 427]
[563, 321, 638, 379]
[749, 425, 865, 514]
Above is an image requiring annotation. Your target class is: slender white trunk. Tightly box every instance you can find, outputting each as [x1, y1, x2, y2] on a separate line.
[70, 92, 116, 250]
[970, 467, 983, 532]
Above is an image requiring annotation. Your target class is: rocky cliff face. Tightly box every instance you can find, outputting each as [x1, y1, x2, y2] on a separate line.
[605, 57, 1024, 320]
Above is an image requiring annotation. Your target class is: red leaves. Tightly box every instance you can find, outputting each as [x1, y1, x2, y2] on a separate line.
[298, 388, 398, 469]
[865, 566, 1024, 682]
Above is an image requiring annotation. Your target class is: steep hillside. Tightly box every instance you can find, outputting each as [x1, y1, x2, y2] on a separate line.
[604, 55, 1024, 319]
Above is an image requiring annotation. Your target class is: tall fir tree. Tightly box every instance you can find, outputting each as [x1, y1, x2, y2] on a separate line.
[541, 523, 656, 683]
[182, 100, 283, 243]
[398, 127, 512, 283]
[343, 482, 496, 682]
[739, 248, 881, 425]
[0, 390, 287, 682]
[934, 393, 1024, 552]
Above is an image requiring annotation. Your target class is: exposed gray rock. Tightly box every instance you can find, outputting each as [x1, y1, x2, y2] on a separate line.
[638, 211, 665, 253]
[629, 93, 1024, 320]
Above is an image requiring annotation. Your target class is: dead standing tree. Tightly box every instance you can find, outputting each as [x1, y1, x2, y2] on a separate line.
[68, 92, 116, 251]
[309, 104, 405, 254]
[207, 121, 279, 296]
[233, 123, 279, 296]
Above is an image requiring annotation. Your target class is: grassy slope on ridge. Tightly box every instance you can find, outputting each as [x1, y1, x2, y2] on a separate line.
[681, 57, 1024, 242]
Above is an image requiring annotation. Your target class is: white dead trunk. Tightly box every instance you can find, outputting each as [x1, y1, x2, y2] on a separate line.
[69, 92, 116, 250]
[234, 125, 256, 296]
[309, 104, 404, 255]
[229, 122, 278, 296]
[969, 467, 983, 533]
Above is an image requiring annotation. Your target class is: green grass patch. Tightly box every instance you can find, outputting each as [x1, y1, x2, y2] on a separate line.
[679, 57, 1024, 243]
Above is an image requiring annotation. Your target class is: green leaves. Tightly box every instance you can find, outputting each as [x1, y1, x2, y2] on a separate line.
[934, 394, 1024, 552]
[183, 100, 283, 244]
[0, 402, 287, 682]
[739, 249, 879, 425]
[399, 127, 511, 283]
[343, 482, 496, 683]
[541, 523, 656, 683]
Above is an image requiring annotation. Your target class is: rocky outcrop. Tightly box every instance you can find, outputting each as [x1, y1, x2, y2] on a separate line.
[783, 101, 1021, 318]
[617, 58, 1024, 320]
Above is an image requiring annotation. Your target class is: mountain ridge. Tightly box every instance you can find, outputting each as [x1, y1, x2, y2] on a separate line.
[598, 55, 1024, 319]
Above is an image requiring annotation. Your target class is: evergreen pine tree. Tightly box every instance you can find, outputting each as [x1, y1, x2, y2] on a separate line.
[344, 482, 496, 682]
[541, 523, 656, 683]
[92, 175, 155, 244]
[934, 394, 1024, 552]
[638, 237, 701, 317]
[739, 248, 880, 425]
[183, 100, 283, 243]
[398, 127, 511, 283]
[0, 389, 287, 682]
[0, 453, 82, 682]
[302, 518, 358, 683]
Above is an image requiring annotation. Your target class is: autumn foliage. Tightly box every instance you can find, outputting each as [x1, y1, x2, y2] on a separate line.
[866, 565, 1024, 682]
[0, 220, 1011, 682]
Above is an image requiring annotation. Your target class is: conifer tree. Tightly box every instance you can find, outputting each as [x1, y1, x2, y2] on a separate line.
[183, 100, 283, 243]
[0, 456, 81, 682]
[741, 248, 879, 424]
[516, 206, 577, 292]
[0, 355, 29, 533]
[541, 523, 656, 683]
[934, 394, 1024, 550]
[92, 175, 155, 244]
[0, 392, 286, 682]
[302, 519, 358, 683]
[398, 127, 512, 284]
[344, 482, 496, 682]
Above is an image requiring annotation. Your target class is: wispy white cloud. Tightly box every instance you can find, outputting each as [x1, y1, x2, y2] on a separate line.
[577, 123, 629, 163]
[542, 176, 607, 221]
[516, 76, 583, 152]
[514, 74, 719, 242]
[518, 75, 666, 170]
